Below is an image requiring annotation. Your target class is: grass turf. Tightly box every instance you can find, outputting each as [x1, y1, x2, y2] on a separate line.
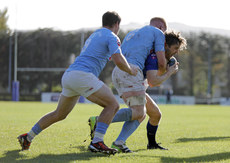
[0, 102, 230, 163]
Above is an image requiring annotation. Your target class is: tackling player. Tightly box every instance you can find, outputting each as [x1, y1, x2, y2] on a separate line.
[89, 17, 167, 153]
[110, 17, 168, 152]
[89, 30, 187, 152]
[17, 11, 137, 155]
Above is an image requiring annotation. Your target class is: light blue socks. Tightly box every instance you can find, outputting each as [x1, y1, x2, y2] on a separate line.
[112, 108, 132, 122]
[116, 120, 140, 143]
[92, 122, 109, 143]
[27, 123, 42, 142]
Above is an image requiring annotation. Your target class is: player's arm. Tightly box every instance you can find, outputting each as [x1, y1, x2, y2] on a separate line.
[146, 63, 178, 87]
[156, 51, 167, 75]
[154, 30, 167, 75]
[111, 53, 137, 76]
[108, 35, 137, 76]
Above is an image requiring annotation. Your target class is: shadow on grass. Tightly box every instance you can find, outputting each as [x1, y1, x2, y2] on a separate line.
[118, 150, 230, 163]
[176, 136, 230, 143]
[2, 145, 230, 162]
[0, 146, 111, 163]
[160, 152, 230, 163]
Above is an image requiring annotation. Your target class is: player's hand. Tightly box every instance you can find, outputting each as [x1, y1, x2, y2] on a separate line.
[129, 66, 138, 76]
[167, 62, 179, 75]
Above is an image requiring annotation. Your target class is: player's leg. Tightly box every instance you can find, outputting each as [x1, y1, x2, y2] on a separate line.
[88, 105, 135, 141]
[17, 71, 82, 151]
[111, 91, 146, 153]
[38, 95, 79, 130]
[87, 84, 119, 124]
[88, 92, 147, 153]
[146, 93, 161, 125]
[88, 106, 134, 141]
[87, 84, 119, 155]
[146, 93, 167, 150]
[111, 91, 146, 122]
[109, 66, 146, 152]
[122, 91, 146, 120]
[86, 67, 137, 139]
[17, 95, 79, 150]
[110, 65, 147, 123]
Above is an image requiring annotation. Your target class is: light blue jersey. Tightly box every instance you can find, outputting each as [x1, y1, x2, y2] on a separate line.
[122, 25, 165, 70]
[67, 28, 121, 77]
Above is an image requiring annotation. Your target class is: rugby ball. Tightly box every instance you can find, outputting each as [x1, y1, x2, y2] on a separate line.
[168, 57, 177, 67]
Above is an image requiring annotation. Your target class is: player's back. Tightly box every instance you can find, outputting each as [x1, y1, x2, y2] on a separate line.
[122, 25, 164, 70]
[67, 28, 121, 77]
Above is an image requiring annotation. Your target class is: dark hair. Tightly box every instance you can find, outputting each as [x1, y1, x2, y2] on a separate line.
[165, 30, 187, 50]
[102, 11, 121, 27]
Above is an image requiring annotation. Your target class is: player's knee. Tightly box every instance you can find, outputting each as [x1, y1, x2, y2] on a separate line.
[114, 102, 120, 112]
[110, 101, 120, 114]
[56, 114, 67, 121]
[149, 109, 161, 122]
[155, 111, 161, 121]
[52, 110, 68, 121]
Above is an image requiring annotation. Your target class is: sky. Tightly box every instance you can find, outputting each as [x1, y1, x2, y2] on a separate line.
[0, 0, 230, 31]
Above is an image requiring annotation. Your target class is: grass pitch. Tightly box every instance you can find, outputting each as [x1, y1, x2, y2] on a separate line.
[0, 102, 230, 163]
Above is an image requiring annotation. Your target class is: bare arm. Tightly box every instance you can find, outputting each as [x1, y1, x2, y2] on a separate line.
[147, 63, 178, 87]
[111, 53, 138, 76]
[156, 51, 167, 75]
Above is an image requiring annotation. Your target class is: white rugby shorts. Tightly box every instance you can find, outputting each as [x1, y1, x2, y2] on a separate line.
[61, 71, 104, 97]
[112, 64, 145, 96]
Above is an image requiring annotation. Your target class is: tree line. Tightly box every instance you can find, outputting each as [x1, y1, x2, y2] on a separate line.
[0, 8, 230, 100]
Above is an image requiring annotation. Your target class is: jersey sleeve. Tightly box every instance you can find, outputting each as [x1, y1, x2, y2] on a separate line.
[108, 34, 122, 56]
[143, 53, 158, 78]
[145, 53, 159, 71]
[154, 30, 165, 52]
